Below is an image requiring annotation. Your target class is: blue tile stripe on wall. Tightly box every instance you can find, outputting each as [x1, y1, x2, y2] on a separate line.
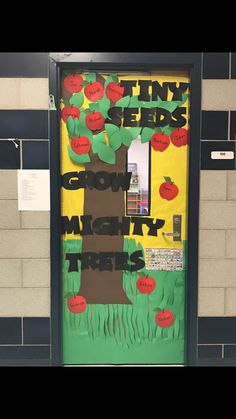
[0, 110, 48, 139]
[0, 53, 49, 77]
[0, 317, 50, 361]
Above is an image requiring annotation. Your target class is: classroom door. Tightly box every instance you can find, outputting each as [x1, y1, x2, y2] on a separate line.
[60, 70, 190, 364]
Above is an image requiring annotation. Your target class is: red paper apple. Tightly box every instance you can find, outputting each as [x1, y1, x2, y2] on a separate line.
[151, 133, 170, 152]
[106, 82, 124, 103]
[71, 136, 91, 155]
[64, 74, 83, 94]
[67, 295, 87, 314]
[85, 111, 105, 131]
[170, 128, 189, 147]
[136, 275, 156, 295]
[61, 106, 80, 123]
[155, 309, 174, 328]
[159, 177, 179, 201]
[84, 82, 104, 102]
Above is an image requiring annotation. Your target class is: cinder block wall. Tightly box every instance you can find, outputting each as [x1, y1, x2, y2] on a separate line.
[0, 53, 236, 365]
[198, 53, 236, 363]
[0, 54, 50, 364]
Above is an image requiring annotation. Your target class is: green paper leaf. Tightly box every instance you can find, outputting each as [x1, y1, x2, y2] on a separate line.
[175, 93, 188, 107]
[105, 123, 119, 138]
[155, 127, 162, 133]
[120, 128, 132, 148]
[158, 101, 178, 113]
[86, 73, 96, 83]
[69, 93, 84, 108]
[104, 75, 114, 89]
[161, 125, 176, 136]
[68, 145, 91, 164]
[129, 127, 141, 140]
[62, 98, 70, 107]
[77, 112, 93, 140]
[89, 103, 99, 112]
[141, 127, 155, 143]
[111, 74, 119, 83]
[128, 96, 140, 108]
[153, 307, 162, 312]
[115, 95, 130, 108]
[64, 292, 73, 300]
[97, 143, 116, 164]
[92, 132, 106, 154]
[98, 95, 110, 118]
[164, 176, 172, 183]
[139, 100, 161, 108]
[74, 118, 80, 136]
[81, 80, 89, 86]
[66, 116, 75, 137]
[109, 130, 122, 151]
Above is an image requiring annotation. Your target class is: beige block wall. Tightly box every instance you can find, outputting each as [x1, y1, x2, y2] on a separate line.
[0, 170, 50, 317]
[198, 171, 236, 316]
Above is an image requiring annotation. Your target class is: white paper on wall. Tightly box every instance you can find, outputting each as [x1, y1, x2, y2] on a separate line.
[17, 170, 50, 211]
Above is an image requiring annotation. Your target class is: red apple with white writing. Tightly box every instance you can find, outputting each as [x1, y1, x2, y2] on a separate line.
[61, 106, 80, 123]
[106, 82, 124, 103]
[170, 128, 189, 147]
[159, 177, 179, 201]
[64, 74, 83, 94]
[84, 82, 104, 102]
[151, 133, 170, 152]
[71, 136, 91, 155]
[85, 111, 105, 131]
[136, 275, 156, 295]
[67, 295, 87, 314]
[155, 309, 174, 328]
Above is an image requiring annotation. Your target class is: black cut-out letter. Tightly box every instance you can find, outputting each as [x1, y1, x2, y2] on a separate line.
[169, 82, 190, 100]
[94, 171, 111, 190]
[115, 252, 130, 270]
[147, 218, 165, 236]
[110, 217, 131, 235]
[152, 82, 168, 101]
[119, 80, 137, 96]
[156, 108, 172, 127]
[66, 253, 81, 272]
[170, 107, 187, 128]
[80, 215, 93, 235]
[129, 250, 145, 272]
[110, 172, 132, 192]
[93, 217, 112, 235]
[62, 172, 79, 190]
[105, 107, 123, 127]
[123, 108, 139, 127]
[61, 216, 80, 235]
[140, 108, 155, 128]
[138, 80, 151, 101]
[81, 253, 99, 270]
[99, 252, 114, 271]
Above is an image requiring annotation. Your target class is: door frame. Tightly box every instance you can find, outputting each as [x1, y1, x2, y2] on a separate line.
[49, 52, 202, 366]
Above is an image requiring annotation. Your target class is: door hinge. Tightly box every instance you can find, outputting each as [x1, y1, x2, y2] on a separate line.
[49, 94, 57, 110]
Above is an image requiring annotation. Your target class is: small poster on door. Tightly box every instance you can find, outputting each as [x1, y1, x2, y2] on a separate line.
[17, 170, 50, 211]
[145, 248, 183, 271]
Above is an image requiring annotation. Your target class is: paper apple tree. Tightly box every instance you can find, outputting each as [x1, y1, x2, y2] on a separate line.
[61, 72, 188, 304]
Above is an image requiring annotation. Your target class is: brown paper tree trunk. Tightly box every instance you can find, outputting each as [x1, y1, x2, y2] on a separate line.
[79, 145, 131, 304]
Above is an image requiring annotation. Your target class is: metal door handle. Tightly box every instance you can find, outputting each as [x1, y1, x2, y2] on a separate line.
[162, 215, 182, 242]
[162, 232, 180, 237]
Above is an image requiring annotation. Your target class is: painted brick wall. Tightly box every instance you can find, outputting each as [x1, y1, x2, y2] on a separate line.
[0, 52, 236, 365]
